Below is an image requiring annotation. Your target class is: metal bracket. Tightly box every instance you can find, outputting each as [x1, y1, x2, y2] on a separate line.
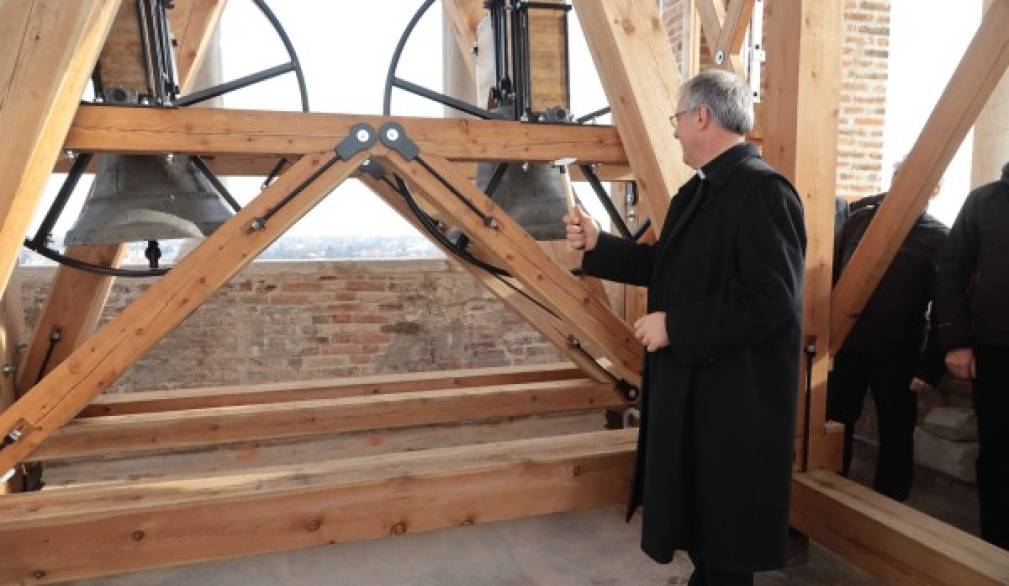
[359, 158, 386, 180]
[379, 122, 419, 161]
[336, 123, 377, 161]
[616, 379, 640, 401]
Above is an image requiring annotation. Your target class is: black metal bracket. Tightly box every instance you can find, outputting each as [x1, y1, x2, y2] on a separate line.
[378, 122, 419, 161]
[359, 158, 386, 180]
[617, 379, 640, 402]
[337, 123, 378, 160]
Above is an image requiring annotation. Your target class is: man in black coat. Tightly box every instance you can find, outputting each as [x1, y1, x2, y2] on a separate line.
[829, 187, 948, 501]
[565, 69, 806, 585]
[934, 161, 1009, 550]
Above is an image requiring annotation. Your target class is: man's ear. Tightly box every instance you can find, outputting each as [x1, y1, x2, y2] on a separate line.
[696, 105, 710, 129]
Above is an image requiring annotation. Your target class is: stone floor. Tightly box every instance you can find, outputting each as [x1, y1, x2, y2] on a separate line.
[66, 442, 982, 586]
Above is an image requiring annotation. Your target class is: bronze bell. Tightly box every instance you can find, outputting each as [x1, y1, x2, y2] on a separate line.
[63, 153, 234, 246]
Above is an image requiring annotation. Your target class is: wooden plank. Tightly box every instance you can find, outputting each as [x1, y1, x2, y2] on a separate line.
[359, 174, 615, 384]
[379, 152, 642, 386]
[791, 470, 1009, 586]
[1, 271, 26, 494]
[0, 429, 636, 584]
[762, 0, 843, 471]
[573, 0, 694, 235]
[830, 0, 1009, 354]
[0, 0, 120, 295]
[528, 0, 569, 112]
[79, 362, 586, 417]
[64, 105, 629, 165]
[694, 0, 726, 56]
[168, 0, 228, 93]
[36, 379, 623, 461]
[0, 150, 369, 471]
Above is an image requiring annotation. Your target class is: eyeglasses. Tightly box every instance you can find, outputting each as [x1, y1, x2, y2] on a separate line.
[670, 106, 698, 126]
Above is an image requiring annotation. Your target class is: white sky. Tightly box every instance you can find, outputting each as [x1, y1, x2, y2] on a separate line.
[29, 0, 986, 242]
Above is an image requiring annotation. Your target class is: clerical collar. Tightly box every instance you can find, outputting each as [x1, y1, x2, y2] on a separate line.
[699, 142, 758, 188]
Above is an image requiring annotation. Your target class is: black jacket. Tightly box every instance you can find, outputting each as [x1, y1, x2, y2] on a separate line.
[935, 163, 1009, 349]
[834, 195, 948, 382]
[582, 143, 805, 572]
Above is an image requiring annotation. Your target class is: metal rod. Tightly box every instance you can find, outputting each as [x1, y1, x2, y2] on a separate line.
[22, 240, 169, 278]
[579, 165, 632, 238]
[175, 62, 296, 107]
[32, 153, 93, 246]
[392, 77, 505, 120]
[576, 106, 611, 124]
[252, 0, 309, 112]
[383, 0, 436, 115]
[192, 156, 242, 213]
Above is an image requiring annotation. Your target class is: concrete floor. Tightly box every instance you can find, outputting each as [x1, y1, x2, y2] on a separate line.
[67, 504, 881, 586]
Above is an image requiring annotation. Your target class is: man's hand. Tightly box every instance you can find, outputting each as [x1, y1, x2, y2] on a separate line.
[634, 312, 669, 352]
[563, 206, 599, 252]
[945, 347, 976, 380]
[909, 377, 933, 393]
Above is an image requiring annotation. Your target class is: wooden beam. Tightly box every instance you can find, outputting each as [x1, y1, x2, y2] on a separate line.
[573, 0, 693, 235]
[168, 0, 229, 93]
[379, 152, 642, 386]
[0, 0, 120, 295]
[791, 470, 1009, 585]
[35, 379, 622, 461]
[762, 0, 843, 471]
[0, 150, 369, 471]
[443, 0, 482, 78]
[713, 0, 755, 73]
[0, 429, 636, 585]
[359, 173, 615, 384]
[64, 105, 629, 164]
[79, 362, 586, 417]
[830, 0, 1009, 355]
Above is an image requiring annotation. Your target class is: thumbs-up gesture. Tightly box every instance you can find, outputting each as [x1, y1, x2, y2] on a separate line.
[563, 206, 599, 252]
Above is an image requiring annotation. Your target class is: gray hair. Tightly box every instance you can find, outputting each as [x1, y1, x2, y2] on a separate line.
[680, 69, 754, 135]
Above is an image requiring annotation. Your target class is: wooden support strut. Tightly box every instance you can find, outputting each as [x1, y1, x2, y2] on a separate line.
[376, 145, 643, 387]
[0, 140, 373, 472]
[829, 0, 1009, 355]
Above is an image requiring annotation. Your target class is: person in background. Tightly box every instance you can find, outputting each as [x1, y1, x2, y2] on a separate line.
[828, 161, 948, 501]
[934, 161, 1009, 550]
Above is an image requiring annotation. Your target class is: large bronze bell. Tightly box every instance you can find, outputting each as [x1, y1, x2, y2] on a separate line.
[63, 153, 234, 245]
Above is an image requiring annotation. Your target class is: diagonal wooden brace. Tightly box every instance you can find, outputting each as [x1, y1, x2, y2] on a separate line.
[0, 147, 373, 472]
[377, 151, 642, 387]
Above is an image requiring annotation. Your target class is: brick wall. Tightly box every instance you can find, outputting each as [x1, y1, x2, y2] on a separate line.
[660, 0, 892, 199]
[19, 260, 564, 393]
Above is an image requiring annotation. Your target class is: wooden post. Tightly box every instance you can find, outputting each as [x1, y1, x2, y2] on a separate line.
[762, 0, 844, 471]
[0, 0, 120, 294]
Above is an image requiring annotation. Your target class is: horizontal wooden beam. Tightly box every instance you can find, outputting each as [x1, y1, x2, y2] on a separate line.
[63, 105, 629, 164]
[0, 429, 636, 584]
[0, 150, 368, 471]
[791, 470, 1009, 585]
[79, 362, 585, 417]
[36, 379, 622, 461]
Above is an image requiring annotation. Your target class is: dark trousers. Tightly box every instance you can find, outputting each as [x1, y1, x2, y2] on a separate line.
[973, 344, 1009, 550]
[827, 350, 917, 501]
[687, 552, 753, 586]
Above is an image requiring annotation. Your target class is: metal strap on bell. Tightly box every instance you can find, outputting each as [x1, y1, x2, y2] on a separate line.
[64, 86, 234, 246]
[474, 105, 571, 241]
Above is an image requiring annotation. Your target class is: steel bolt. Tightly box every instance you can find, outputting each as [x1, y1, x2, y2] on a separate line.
[385, 128, 400, 142]
[356, 129, 371, 143]
[8, 429, 23, 442]
[714, 50, 725, 65]
[1, 364, 14, 377]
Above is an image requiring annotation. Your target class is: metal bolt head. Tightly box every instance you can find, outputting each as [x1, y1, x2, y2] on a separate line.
[714, 50, 725, 65]
[8, 429, 23, 442]
[1, 364, 14, 377]
[165, 153, 175, 163]
[64, 150, 77, 160]
[356, 128, 371, 143]
[15, 341, 28, 352]
[385, 128, 400, 142]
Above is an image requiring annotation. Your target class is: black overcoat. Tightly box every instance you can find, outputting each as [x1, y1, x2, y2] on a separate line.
[582, 143, 806, 572]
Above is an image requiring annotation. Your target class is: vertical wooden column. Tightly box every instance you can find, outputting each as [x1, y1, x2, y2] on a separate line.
[0, 0, 120, 295]
[762, 0, 844, 471]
